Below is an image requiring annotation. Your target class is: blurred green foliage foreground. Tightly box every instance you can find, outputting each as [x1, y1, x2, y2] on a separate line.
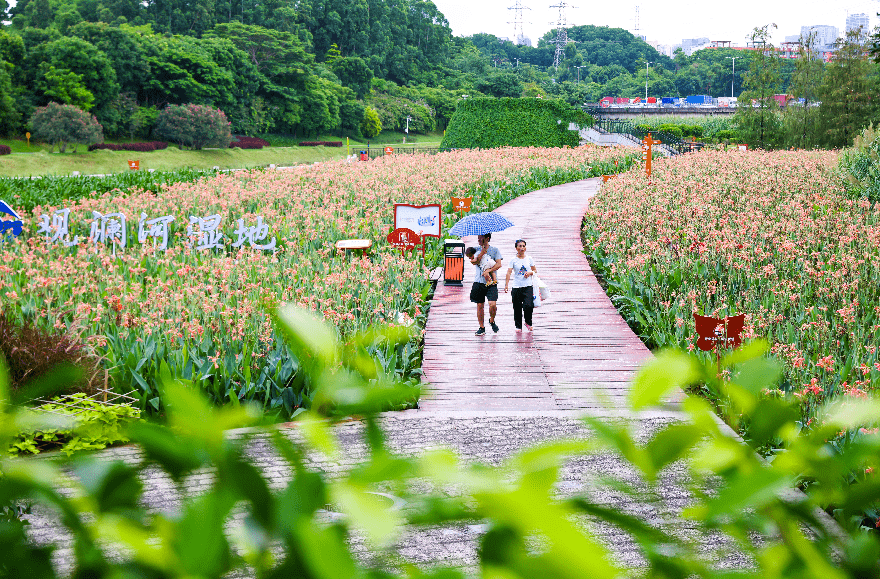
[1, 306, 879, 579]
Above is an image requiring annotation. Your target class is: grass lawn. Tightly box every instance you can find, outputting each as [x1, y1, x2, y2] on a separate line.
[264, 131, 444, 148]
[0, 143, 349, 177]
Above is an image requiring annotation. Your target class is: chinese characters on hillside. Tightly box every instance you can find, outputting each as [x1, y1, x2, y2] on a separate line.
[1, 201, 277, 252]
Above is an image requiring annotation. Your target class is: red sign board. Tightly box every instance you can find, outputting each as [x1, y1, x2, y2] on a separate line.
[387, 227, 423, 256]
[128, 160, 140, 170]
[384, 146, 394, 155]
[694, 313, 745, 352]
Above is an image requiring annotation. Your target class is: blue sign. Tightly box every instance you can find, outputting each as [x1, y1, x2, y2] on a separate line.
[0, 200, 23, 240]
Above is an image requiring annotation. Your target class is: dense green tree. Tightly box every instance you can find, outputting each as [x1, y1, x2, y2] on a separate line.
[329, 55, 373, 99]
[36, 65, 95, 110]
[475, 71, 522, 98]
[816, 29, 880, 149]
[359, 106, 381, 138]
[783, 31, 824, 149]
[69, 23, 151, 98]
[734, 25, 782, 149]
[26, 36, 121, 130]
[143, 0, 217, 36]
[0, 61, 22, 136]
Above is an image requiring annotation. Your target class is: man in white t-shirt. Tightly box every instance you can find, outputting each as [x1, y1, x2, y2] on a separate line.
[468, 233, 503, 335]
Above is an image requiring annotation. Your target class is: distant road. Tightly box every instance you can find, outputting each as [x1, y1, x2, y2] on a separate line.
[584, 104, 736, 119]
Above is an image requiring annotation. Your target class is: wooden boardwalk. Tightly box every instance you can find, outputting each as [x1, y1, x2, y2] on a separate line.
[420, 178, 654, 412]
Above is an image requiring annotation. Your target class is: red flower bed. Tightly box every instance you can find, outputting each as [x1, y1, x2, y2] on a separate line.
[0, 145, 11, 155]
[298, 141, 344, 147]
[230, 136, 269, 149]
[89, 142, 169, 152]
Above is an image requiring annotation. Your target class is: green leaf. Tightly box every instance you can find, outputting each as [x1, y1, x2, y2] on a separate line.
[75, 459, 143, 513]
[173, 489, 236, 578]
[705, 467, 795, 522]
[820, 398, 880, 430]
[274, 304, 339, 369]
[644, 424, 704, 480]
[127, 421, 206, 481]
[629, 350, 698, 409]
[332, 480, 403, 547]
[729, 356, 783, 395]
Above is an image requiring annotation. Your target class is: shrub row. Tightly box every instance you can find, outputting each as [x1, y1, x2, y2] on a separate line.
[0, 144, 10, 155]
[440, 98, 593, 149]
[230, 136, 269, 149]
[298, 141, 344, 147]
[89, 141, 169, 152]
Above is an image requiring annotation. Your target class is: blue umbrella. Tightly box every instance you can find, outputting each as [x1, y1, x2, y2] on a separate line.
[449, 212, 514, 237]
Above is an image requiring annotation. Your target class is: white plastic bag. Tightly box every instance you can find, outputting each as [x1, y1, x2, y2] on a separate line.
[532, 275, 550, 302]
[532, 287, 542, 308]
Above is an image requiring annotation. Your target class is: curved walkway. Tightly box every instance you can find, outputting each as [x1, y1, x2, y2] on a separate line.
[420, 177, 655, 413]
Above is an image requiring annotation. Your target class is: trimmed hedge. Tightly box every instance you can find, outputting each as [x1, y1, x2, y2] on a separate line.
[440, 98, 593, 149]
[89, 141, 168, 152]
[230, 136, 269, 149]
[298, 141, 344, 147]
[0, 145, 10, 155]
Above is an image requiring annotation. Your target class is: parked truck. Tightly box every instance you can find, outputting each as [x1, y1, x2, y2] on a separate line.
[685, 95, 714, 105]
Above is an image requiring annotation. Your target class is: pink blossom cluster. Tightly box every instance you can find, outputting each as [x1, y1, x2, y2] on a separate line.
[584, 149, 880, 410]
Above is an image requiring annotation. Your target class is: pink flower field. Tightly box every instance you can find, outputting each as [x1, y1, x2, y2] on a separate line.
[584, 149, 880, 415]
[1, 146, 632, 414]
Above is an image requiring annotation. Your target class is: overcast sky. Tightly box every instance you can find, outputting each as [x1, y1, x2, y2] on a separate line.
[431, 0, 879, 46]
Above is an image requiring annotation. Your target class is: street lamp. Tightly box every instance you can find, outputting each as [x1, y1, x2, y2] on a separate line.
[645, 61, 653, 100]
[726, 56, 738, 98]
[575, 65, 587, 83]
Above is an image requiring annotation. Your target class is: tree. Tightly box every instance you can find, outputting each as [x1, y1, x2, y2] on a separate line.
[25, 36, 120, 131]
[359, 107, 381, 138]
[153, 103, 232, 149]
[329, 55, 373, 99]
[816, 29, 879, 148]
[734, 25, 782, 149]
[37, 65, 95, 111]
[475, 71, 522, 98]
[29, 101, 103, 152]
[783, 31, 824, 149]
[0, 60, 21, 136]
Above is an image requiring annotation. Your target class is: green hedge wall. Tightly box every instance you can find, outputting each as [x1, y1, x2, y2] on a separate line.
[440, 98, 593, 149]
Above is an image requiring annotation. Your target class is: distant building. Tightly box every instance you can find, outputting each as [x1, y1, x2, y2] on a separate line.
[800, 25, 839, 49]
[517, 35, 532, 47]
[784, 34, 801, 43]
[846, 13, 870, 39]
[681, 37, 710, 56]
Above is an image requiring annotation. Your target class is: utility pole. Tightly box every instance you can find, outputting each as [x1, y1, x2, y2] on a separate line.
[507, 0, 532, 46]
[645, 61, 652, 100]
[575, 65, 586, 83]
[726, 56, 738, 98]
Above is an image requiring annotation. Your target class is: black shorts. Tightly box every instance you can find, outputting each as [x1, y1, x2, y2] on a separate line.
[470, 282, 498, 303]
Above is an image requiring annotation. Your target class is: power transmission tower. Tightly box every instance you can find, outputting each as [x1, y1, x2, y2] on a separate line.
[507, 0, 532, 46]
[634, 6, 640, 39]
[549, 1, 575, 69]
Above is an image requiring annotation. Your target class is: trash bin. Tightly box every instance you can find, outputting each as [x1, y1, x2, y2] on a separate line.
[444, 239, 465, 286]
[359, 151, 368, 161]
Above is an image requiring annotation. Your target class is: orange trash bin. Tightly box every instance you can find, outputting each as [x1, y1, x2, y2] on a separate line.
[444, 239, 465, 286]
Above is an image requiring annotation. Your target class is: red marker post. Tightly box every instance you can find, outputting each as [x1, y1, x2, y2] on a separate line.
[641, 133, 661, 177]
